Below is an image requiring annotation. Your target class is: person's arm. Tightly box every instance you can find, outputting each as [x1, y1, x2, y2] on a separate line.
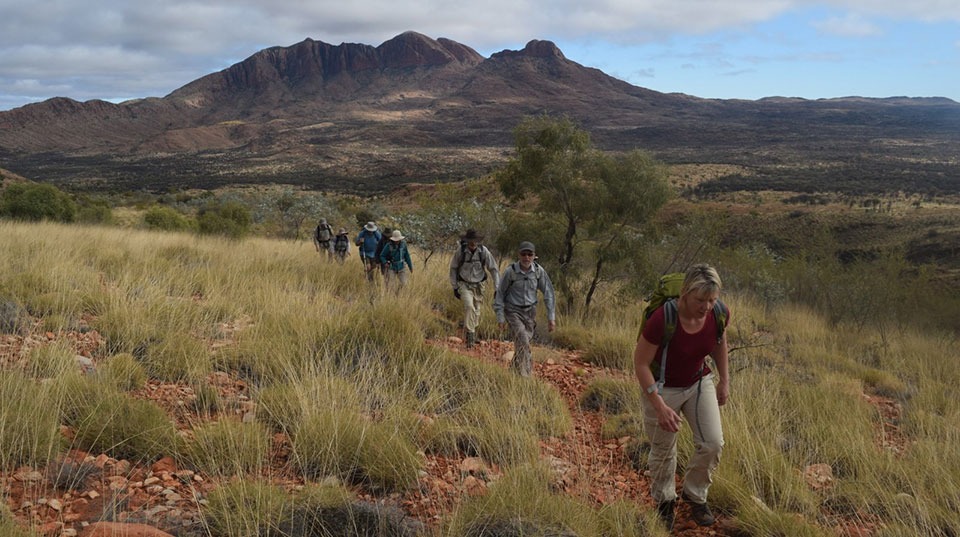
[634, 336, 683, 432]
[538, 267, 556, 331]
[449, 249, 461, 288]
[711, 332, 730, 406]
[378, 245, 389, 265]
[494, 267, 510, 326]
[484, 247, 501, 291]
[403, 246, 413, 272]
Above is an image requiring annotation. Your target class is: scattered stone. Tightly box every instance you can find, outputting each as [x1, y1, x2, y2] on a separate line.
[460, 457, 489, 478]
[192, 474, 203, 483]
[150, 457, 176, 474]
[94, 455, 109, 468]
[545, 358, 555, 365]
[751, 495, 774, 515]
[48, 499, 63, 511]
[447, 336, 463, 345]
[320, 476, 341, 487]
[242, 411, 256, 423]
[501, 350, 515, 363]
[803, 463, 834, 490]
[62, 530, 78, 537]
[15, 470, 44, 482]
[462, 475, 487, 496]
[75, 355, 95, 374]
[81, 522, 177, 537]
[20, 501, 33, 510]
[143, 477, 160, 486]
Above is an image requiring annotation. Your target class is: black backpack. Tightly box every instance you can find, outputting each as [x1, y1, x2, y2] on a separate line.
[334, 234, 349, 252]
[315, 224, 333, 242]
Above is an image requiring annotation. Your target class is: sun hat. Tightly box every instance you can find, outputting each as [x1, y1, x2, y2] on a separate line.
[461, 229, 483, 241]
[364, 222, 377, 232]
[390, 230, 404, 241]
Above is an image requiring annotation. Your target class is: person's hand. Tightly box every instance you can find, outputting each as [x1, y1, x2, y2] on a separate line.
[453, 288, 461, 299]
[548, 320, 556, 332]
[717, 379, 730, 406]
[656, 403, 683, 433]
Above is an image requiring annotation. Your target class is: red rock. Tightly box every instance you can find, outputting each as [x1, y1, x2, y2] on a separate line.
[38, 522, 62, 536]
[45, 332, 55, 340]
[150, 457, 176, 474]
[81, 523, 176, 537]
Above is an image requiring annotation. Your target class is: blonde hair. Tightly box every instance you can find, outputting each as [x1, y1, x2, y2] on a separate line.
[681, 263, 722, 298]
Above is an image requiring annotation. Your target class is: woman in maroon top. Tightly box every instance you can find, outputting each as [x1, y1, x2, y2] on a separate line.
[633, 264, 730, 531]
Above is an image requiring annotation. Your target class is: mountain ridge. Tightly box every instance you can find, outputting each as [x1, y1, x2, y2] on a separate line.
[1, 32, 958, 194]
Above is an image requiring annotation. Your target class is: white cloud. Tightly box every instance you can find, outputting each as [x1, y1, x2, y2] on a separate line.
[812, 13, 883, 37]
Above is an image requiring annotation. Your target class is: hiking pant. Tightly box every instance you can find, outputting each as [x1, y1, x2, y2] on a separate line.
[334, 251, 347, 264]
[316, 240, 333, 259]
[641, 373, 724, 504]
[505, 305, 536, 377]
[458, 280, 486, 334]
[363, 256, 377, 282]
[385, 269, 408, 293]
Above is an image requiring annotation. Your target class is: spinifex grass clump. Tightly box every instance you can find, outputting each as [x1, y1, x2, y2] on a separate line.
[0, 370, 63, 468]
[205, 479, 289, 537]
[579, 378, 644, 414]
[46, 457, 101, 491]
[94, 353, 147, 390]
[186, 419, 270, 476]
[59, 375, 180, 462]
[445, 464, 667, 537]
[142, 335, 211, 382]
[25, 341, 77, 378]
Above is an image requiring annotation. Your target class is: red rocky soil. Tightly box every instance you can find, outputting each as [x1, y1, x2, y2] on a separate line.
[2, 319, 898, 537]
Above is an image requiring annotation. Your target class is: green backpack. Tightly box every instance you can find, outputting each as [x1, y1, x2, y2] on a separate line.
[637, 273, 728, 394]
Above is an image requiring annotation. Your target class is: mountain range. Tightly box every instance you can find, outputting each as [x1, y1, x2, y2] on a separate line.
[1, 31, 958, 194]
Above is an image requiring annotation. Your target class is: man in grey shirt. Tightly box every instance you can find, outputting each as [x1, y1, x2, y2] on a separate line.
[449, 229, 500, 349]
[494, 241, 556, 377]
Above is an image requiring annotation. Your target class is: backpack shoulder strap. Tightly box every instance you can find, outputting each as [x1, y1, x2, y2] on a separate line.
[654, 299, 679, 394]
[713, 300, 728, 343]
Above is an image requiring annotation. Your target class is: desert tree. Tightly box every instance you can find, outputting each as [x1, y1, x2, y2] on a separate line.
[497, 115, 672, 313]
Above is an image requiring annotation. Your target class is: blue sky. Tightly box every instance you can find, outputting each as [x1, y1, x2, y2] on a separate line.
[0, 1, 957, 111]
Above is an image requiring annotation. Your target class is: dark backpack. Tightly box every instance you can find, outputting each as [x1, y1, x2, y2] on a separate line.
[638, 273, 728, 394]
[315, 224, 333, 242]
[455, 241, 489, 282]
[334, 234, 349, 252]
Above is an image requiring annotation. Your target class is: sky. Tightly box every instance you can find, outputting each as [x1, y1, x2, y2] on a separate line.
[0, 0, 958, 111]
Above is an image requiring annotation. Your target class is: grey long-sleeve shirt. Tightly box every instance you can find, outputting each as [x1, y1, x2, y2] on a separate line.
[449, 245, 500, 289]
[494, 262, 556, 323]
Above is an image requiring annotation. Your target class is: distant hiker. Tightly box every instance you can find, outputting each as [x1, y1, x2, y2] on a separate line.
[333, 227, 351, 264]
[379, 229, 413, 292]
[449, 229, 500, 349]
[633, 264, 730, 531]
[494, 241, 555, 377]
[314, 218, 335, 260]
[355, 222, 382, 282]
[374, 227, 394, 277]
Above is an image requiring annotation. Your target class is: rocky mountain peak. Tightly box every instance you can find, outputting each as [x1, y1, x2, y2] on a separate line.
[490, 39, 566, 60]
[377, 31, 481, 68]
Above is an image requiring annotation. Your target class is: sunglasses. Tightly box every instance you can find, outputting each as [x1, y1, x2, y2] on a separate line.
[519, 251, 535, 257]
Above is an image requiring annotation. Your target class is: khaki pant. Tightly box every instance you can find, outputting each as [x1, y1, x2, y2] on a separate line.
[505, 305, 536, 377]
[457, 280, 485, 334]
[385, 269, 408, 293]
[363, 257, 377, 282]
[641, 373, 724, 503]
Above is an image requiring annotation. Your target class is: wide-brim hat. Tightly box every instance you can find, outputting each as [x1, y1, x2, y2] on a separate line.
[320, 218, 327, 224]
[461, 228, 483, 241]
[364, 222, 377, 232]
[390, 230, 404, 241]
[338, 228, 346, 233]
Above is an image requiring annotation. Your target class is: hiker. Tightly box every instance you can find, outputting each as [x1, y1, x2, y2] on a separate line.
[374, 227, 394, 278]
[333, 227, 351, 264]
[494, 241, 555, 377]
[449, 229, 500, 349]
[313, 218, 335, 260]
[379, 229, 413, 292]
[633, 264, 730, 531]
[355, 222, 382, 282]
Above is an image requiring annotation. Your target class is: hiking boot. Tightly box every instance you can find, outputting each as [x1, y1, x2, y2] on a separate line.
[682, 492, 715, 526]
[656, 500, 675, 531]
[465, 331, 476, 349]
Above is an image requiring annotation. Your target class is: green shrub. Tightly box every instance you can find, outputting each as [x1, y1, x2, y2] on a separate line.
[143, 206, 192, 231]
[579, 378, 644, 414]
[68, 389, 180, 462]
[198, 201, 251, 238]
[551, 324, 592, 350]
[355, 425, 424, 492]
[95, 353, 147, 390]
[256, 376, 361, 433]
[76, 195, 114, 224]
[0, 371, 63, 468]
[205, 479, 289, 537]
[583, 332, 635, 370]
[26, 341, 76, 378]
[0, 182, 76, 222]
[186, 419, 270, 476]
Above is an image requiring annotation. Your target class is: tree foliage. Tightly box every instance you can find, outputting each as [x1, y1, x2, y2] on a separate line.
[0, 182, 77, 222]
[497, 115, 672, 313]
